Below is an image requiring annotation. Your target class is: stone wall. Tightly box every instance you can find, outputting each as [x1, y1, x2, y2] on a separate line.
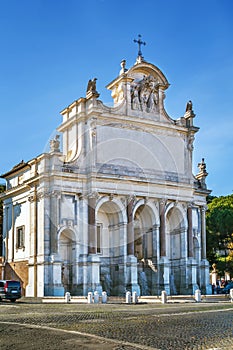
[0, 256, 4, 280]
[4, 261, 28, 296]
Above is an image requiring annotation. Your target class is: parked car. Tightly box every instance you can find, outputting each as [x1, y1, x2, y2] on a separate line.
[0, 280, 21, 302]
[220, 282, 233, 294]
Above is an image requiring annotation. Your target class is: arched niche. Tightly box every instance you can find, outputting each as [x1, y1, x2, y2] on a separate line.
[58, 228, 76, 292]
[166, 205, 185, 259]
[134, 203, 157, 261]
[96, 198, 125, 256]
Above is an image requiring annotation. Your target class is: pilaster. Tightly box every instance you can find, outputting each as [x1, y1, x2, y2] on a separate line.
[201, 206, 207, 260]
[127, 197, 134, 256]
[159, 199, 166, 257]
[187, 203, 193, 257]
[49, 190, 61, 255]
[88, 196, 96, 254]
[28, 188, 38, 297]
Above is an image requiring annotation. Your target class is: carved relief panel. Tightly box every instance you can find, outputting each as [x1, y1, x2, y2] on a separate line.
[130, 75, 159, 113]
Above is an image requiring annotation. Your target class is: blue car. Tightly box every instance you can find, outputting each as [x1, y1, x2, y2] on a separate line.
[0, 280, 21, 302]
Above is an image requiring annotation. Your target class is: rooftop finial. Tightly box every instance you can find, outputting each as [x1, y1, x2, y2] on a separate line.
[134, 34, 146, 62]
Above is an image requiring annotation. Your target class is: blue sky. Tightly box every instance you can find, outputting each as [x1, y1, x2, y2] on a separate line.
[0, 0, 232, 196]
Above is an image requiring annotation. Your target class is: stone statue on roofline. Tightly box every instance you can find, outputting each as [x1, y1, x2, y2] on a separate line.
[49, 135, 60, 153]
[186, 100, 193, 112]
[86, 78, 99, 98]
[195, 158, 208, 189]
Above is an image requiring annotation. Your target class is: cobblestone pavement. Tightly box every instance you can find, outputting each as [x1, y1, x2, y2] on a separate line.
[0, 300, 232, 350]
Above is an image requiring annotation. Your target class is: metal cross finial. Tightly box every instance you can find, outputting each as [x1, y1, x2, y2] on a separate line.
[134, 34, 146, 58]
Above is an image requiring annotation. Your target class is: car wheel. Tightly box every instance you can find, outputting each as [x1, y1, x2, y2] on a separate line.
[10, 299, 16, 302]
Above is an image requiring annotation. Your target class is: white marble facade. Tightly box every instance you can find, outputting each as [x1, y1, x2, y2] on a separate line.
[1, 56, 211, 297]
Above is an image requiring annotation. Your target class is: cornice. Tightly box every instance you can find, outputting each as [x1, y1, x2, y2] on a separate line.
[60, 97, 86, 115]
[1, 161, 30, 178]
[97, 114, 189, 136]
[0, 183, 31, 200]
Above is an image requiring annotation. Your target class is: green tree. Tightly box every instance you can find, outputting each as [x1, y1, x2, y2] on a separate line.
[206, 194, 233, 276]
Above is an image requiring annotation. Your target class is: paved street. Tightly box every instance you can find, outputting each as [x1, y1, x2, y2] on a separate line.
[0, 299, 232, 350]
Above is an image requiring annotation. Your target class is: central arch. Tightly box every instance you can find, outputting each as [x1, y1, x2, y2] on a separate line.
[58, 228, 76, 293]
[133, 201, 158, 295]
[96, 197, 126, 296]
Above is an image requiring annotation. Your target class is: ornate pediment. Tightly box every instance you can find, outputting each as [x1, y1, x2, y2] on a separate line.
[106, 60, 172, 122]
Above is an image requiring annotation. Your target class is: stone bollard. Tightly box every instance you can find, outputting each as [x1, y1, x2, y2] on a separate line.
[132, 291, 138, 304]
[194, 289, 201, 302]
[65, 292, 71, 303]
[126, 291, 131, 304]
[87, 292, 93, 304]
[94, 291, 99, 304]
[161, 290, 167, 304]
[102, 291, 107, 304]
[230, 288, 233, 302]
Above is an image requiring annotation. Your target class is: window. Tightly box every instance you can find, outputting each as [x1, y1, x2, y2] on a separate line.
[16, 226, 25, 250]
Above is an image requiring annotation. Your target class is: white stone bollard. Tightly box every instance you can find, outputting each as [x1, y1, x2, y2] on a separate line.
[230, 288, 233, 302]
[102, 291, 107, 304]
[87, 292, 93, 304]
[194, 289, 201, 302]
[65, 292, 71, 303]
[94, 291, 99, 304]
[161, 290, 167, 304]
[126, 291, 131, 304]
[132, 291, 138, 304]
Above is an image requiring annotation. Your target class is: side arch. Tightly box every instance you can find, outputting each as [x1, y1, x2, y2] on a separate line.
[133, 199, 159, 226]
[96, 196, 127, 224]
[165, 203, 187, 294]
[165, 202, 187, 229]
[58, 227, 77, 293]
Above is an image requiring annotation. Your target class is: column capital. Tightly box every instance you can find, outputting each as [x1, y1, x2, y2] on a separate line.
[28, 194, 37, 203]
[187, 202, 194, 209]
[127, 194, 136, 204]
[201, 205, 208, 212]
[78, 193, 87, 200]
[37, 187, 50, 200]
[50, 190, 62, 199]
[159, 198, 167, 206]
[87, 191, 99, 200]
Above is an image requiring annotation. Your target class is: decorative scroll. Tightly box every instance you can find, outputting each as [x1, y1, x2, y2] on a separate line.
[130, 75, 159, 113]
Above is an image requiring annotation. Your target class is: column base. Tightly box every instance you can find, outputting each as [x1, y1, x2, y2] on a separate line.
[44, 284, 65, 296]
[200, 259, 211, 295]
[158, 257, 171, 295]
[126, 255, 140, 296]
[86, 255, 102, 294]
